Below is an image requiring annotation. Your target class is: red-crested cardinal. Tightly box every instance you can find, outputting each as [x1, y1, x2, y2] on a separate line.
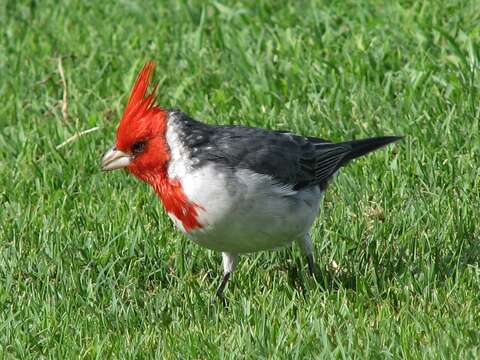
[101, 62, 401, 297]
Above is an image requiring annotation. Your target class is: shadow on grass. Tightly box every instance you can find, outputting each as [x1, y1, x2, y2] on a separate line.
[282, 234, 480, 296]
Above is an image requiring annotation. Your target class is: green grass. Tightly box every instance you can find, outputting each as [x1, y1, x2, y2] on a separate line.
[1, 0, 479, 358]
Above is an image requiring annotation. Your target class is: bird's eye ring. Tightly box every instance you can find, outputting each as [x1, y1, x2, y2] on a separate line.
[132, 141, 146, 154]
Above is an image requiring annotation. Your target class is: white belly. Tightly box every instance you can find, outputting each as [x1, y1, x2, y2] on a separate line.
[170, 165, 321, 253]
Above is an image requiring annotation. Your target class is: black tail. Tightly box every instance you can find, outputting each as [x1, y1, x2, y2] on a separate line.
[308, 135, 402, 187]
[340, 136, 403, 164]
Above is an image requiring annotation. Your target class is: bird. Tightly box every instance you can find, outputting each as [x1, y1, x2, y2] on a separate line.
[101, 61, 401, 298]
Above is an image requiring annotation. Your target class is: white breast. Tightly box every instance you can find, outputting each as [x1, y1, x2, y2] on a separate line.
[165, 115, 322, 253]
[175, 164, 321, 253]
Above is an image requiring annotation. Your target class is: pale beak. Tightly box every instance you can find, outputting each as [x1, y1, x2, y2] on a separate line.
[101, 147, 132, 171]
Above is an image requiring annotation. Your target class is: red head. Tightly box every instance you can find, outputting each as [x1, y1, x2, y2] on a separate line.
[101, 62, 169, 181]
[101, 62, 203, 231]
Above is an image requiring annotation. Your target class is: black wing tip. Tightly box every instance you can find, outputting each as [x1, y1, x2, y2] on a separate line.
[358, 135, 404, 147]
[341, 135, 403, 162]
[363, 135, 404, 144]
[384, 135, 404, 143]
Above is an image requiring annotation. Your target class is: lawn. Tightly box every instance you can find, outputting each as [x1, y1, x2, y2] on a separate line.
[1, 0, 479, 358]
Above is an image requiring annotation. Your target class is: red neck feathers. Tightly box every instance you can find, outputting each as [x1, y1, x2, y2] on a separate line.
[149, 174, 204, 232]
[128, 140, 204, 232]
[117, 61, 203, 231]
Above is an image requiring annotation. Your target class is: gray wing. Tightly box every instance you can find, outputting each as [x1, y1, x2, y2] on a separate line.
[174, 112, 351, 190]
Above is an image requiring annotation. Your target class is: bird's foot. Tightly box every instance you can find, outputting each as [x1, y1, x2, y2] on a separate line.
[214, 272, 230, 305]
[306, 254, 316, 277]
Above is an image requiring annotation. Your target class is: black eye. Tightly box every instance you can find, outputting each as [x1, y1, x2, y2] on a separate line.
[132, 141, 145, 154]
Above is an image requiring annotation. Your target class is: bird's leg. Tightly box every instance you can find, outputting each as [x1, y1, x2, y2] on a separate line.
[216, 273, 231, 298]
[306, 254, 315, 276]
[296, 233, 316, 276]
[216, 252, 239, 299]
